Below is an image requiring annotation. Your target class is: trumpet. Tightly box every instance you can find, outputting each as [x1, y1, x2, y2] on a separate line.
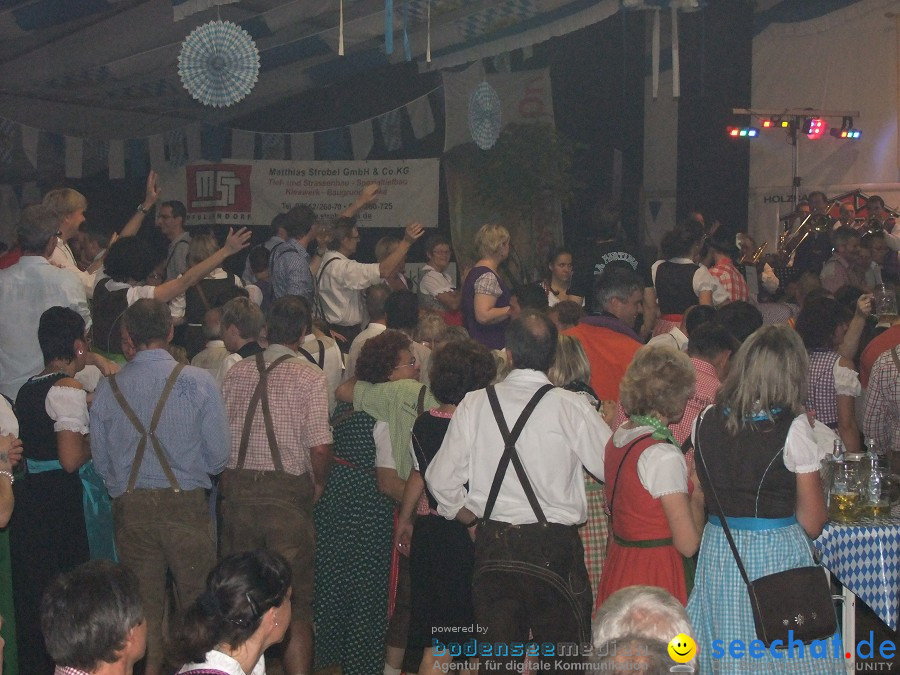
[778, 206, 836, 258]
[739, 242, 768, 265]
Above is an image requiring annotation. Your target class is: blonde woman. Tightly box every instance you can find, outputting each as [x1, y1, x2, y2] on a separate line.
[687, 325, 837, 674]
[548, 335, 610, 610]
[596, 345, 705, 608]
[180, 234, 245, 359]
[461, 224, 512, 349]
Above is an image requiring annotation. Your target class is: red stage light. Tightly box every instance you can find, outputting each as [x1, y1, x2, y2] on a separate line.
[803, 117, 827, 139]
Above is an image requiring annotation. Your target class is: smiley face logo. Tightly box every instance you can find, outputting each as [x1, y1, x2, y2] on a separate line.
[667, 633, 697, 663]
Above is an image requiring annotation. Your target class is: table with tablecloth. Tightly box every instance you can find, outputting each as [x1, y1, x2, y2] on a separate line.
[814, 506, 900, 671]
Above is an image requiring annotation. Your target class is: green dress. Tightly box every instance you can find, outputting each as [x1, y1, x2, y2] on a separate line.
[313, 404, 396, 675]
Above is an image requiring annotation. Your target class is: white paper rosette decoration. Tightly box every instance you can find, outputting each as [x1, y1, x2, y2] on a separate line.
[468, 81, 502, 150]
[178, 20, 260, 108]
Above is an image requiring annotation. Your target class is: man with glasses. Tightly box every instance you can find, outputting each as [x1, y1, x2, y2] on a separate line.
[156, 200, 191, 281]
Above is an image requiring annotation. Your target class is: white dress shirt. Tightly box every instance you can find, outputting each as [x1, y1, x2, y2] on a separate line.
[425, 369, 611, 526]
[343, 321, 387, 382]
[0, 256, 91, 400]
[317, 251, 381, 326]
[302, 332, 344, 411]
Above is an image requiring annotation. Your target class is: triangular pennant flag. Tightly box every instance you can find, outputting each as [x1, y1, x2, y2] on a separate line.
[407, 96, 435, 139]
[379, 110, 404, 152]
[21, 126, 39, 169]
[148, 134, 165, 169]
[231, 130, 255, 159]
[0, 119, 18, 166]
[65, 136, 84, 178]
[165, 129, 187, 167]
[350, 121, 374, 159]
[261, 133, 286, 160]
[108, 140, 125, 180]
[648, 200, 662, 222]
[186, 125, 202, 162]
[290, 133, 314, 160]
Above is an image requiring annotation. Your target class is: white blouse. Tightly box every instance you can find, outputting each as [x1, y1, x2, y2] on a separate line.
[692, 406, 822, 474]
[833, 361, 862, 398]
[178, 650, 265, 675]
[45, 382, 89, 435]
[610, 425, 689, 498]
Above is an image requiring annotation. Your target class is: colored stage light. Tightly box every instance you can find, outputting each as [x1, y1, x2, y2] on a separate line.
[727, 126, 758, 138]
[760, 117, 787, 129]
[830, 117, 861, 139]
[802, 117, 826, 139]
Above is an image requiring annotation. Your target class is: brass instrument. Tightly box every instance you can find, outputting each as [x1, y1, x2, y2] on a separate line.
[778, 202, 837, 257]
[739, 242, 768, 265]
[860, 218, 885, 238]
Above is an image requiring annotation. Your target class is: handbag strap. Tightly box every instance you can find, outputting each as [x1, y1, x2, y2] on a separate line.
[416, 384, 427, 416]
[482, 383, 554, 524]
[693, 413, 756, 592]
[607, 433, 654, 522]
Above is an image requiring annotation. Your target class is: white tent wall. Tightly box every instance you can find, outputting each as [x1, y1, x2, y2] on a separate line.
[748, 0, 900, 248]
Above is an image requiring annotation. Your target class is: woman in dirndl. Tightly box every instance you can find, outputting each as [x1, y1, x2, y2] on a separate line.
[687, 324, 842, 674]
[651, 219, 717, 337]
[595, 344, 705, 608]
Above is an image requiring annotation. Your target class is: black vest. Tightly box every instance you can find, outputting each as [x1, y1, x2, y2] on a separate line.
[695, 406, 797, 519]
[91, 278, 129, 354]
[16, 373, 66, 462]
[655, 261, 700, 314]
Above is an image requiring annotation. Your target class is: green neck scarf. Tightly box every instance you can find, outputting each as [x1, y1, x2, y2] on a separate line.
[629, 414, 679, 447]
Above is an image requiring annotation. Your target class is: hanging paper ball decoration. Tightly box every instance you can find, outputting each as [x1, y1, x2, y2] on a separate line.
[468, 81, 502, 150]
[178, 20, 260, 108]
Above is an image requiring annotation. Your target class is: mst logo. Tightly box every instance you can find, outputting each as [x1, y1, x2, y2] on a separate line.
[187, 164, 252, 212]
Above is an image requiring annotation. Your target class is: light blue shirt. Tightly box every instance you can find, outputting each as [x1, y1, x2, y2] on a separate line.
[89, 349, 229, 498]
[0, 256, 91, 400]
[271, 238, 314, 302]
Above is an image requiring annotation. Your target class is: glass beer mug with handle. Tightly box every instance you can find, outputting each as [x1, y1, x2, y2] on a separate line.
[828, 461, 861, 523]
[874, 284, 898, 324]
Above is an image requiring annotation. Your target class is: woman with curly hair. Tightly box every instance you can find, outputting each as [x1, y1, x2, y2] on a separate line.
[314, 329, 419, 674]
[395, 340, 496, 675]
[91, 229, 250, 361]
[170, 549, 292, 674]
[595, 345, 705, 607]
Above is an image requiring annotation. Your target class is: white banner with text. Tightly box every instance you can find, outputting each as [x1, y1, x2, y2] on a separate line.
[157, 158, 440, 228]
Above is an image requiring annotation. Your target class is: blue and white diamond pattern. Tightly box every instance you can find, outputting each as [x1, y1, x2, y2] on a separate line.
[814, 509, 900, 630]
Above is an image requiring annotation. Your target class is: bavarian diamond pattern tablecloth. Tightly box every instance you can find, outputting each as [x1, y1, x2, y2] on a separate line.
[814, 506, 900, 630]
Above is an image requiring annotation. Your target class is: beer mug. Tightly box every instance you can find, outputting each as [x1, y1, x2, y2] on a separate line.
[874, 284, 898, 324]
[828, 462, 861, 523]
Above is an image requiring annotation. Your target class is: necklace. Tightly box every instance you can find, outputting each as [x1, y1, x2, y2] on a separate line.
[629, 414, 679, 447]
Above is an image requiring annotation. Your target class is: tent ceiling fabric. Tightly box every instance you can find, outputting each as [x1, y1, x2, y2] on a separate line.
[0, 0, 619, 140]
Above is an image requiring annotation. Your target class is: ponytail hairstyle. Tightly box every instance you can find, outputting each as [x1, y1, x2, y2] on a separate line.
[660, 219, 705, 260]
[168, 550, 291, 664]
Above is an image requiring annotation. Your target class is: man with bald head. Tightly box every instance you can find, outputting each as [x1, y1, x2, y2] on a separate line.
[426, 311, 611, 672]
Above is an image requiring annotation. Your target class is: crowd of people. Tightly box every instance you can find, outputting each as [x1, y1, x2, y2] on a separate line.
[0, 179, 896, 675]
